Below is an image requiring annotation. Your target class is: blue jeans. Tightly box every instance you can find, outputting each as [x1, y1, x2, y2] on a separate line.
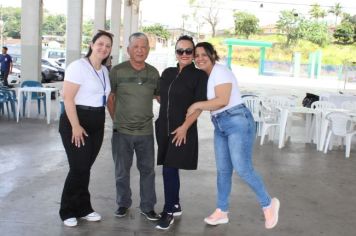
[211, 104, 271, 211]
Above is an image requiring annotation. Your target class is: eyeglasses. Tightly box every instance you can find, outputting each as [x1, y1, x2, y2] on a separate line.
[176, 48, 194, 56]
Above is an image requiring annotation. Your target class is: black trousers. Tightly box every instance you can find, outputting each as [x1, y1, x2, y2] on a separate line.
[163, 166, 180, 213]
[0, 70, 9, 86]
[58, 107, 105, 220]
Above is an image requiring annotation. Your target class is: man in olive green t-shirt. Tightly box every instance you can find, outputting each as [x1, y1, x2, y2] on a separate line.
[108, 32, 160, 221]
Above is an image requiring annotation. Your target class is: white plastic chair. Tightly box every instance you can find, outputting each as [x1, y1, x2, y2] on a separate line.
[259, 102, 281, 145]
[310, 101, 337, 147]
[242, 96, 262, 136]
[260, 96, 296, 146]
[323, 112, 356, 158]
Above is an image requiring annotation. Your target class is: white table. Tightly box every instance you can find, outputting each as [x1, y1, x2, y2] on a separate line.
[16, 87, 60, 124]
[278, 106, 318, 149]
[320, 93, 356, 108]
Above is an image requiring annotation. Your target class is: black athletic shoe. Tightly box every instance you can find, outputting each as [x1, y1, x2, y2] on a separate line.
[172, 204, 182, 217]
[115, 207, 128, 217]
[140, 210, 160, 221]
[156, 212, 174, 230]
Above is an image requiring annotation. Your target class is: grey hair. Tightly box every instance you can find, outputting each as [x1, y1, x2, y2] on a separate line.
[128, 32, 149, 47]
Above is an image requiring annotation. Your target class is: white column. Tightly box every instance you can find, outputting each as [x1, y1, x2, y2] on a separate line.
[21, 0, 43, 82]
[123, 0, 133, 60]
[122, 0, 141, 60]
[94, 0, 107, 32]
[110, 0, 122, 64]
[66, 0, 83, 67]
[131, 1, 139, 33]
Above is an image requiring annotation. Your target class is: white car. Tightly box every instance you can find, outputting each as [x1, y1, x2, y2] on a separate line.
[8, 67, 22, 85]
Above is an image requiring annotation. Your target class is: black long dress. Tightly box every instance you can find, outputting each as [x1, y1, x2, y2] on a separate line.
[156, 63, 208, 170]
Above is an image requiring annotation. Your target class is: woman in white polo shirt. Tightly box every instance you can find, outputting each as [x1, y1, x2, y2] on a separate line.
[187, 42, 280, 229]
[59, 30, 112, 227]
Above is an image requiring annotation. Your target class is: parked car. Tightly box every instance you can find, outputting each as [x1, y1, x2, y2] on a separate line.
[41, 58, 65, 77]
[41, 64, 63, 83]
[8, 67, 22, 85]
[55, 58, 66, 69]
[10, 54, 63, 83]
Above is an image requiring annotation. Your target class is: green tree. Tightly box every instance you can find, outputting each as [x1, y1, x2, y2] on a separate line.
[303, 21, 330, 47]
[141, 24, 170, 40]
[328, 3, 343, 26]
[42, 13, 66, 36]
[276, 9, 304, 46]
[309, 3, 326, 20]
[1, 7, 21, 39]
[233, 11, 259, 39]
[333, 18, 354, 44]
[82, 20, 94, 49]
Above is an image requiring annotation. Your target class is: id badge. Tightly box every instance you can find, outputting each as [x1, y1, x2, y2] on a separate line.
[103, 95, 107, 106]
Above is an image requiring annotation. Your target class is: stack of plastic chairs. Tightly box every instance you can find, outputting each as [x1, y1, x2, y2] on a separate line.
[310, 101, 336, 146]
[21, 80, 47, 116]
[323, 112, 356, 158]
[242, 95, 263, 136]
[259, 96, 295, 145]
[0, 86, 17, 120]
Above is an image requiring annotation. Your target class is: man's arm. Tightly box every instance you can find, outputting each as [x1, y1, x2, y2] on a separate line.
[9, 62, 13, 73]
[107, 92, 116, 120]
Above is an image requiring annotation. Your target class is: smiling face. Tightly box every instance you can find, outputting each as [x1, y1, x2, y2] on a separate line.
[90, 35, 112, 61]
[194, 46, 214, 75]
[127, 37, 149, 65]
[175, 39, 194, 69]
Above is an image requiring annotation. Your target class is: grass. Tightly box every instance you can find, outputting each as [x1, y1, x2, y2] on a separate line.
[207, 35, 356, 68]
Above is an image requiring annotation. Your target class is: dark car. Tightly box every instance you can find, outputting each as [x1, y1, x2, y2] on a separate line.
[10, 54, 63, 83]
[41, 59, 65, 78]
[41, 65, 63, 83]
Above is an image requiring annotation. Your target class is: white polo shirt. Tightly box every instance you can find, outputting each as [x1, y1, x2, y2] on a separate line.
[65, 58, 111, 107]
[207, 63, 243, 115]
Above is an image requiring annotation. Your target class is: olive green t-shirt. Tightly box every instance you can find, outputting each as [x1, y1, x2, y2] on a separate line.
[109, 61, 160, 135]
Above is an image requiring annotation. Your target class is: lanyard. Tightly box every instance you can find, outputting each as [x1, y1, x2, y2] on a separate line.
[87, 58, 106, 94]
[88, 58, 107, 106]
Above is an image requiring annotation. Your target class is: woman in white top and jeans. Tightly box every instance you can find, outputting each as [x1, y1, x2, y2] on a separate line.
[187, 42, 280, 229]
[59, 30, 112, 227]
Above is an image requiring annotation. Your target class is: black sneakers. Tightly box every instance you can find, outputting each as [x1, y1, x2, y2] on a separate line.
[156, 212, 174, 230]
[140, 210, 160, 221]
[172, 204, 182, 216]
[115, 207, 128, 217]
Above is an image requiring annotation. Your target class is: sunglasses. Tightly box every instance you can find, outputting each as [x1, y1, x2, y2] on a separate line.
[176, 48, 194, 56]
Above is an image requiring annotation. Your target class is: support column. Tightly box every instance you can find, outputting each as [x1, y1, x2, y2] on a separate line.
[122, 0, 141, 60]
[259, 47, 266, 75]
[94, 0, 107, 32]
[111, 0, 122, 64]
[66, 0, 83, 67]
[21, 0, 43, 82]
[226, 45, 232, 69]
[293, 52, 301, 77]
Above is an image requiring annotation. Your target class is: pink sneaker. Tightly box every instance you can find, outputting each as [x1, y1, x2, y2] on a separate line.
[263, 198, 280, 229]
[204, 208, 229, 225]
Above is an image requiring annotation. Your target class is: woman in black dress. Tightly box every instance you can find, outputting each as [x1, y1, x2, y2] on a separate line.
[155, 35, 208, 230]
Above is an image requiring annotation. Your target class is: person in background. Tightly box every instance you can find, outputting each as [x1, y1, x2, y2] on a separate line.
[187, 42, 280, 229]
[0, 46, 13, 87]
[58, 30, 113, 227]
[108, 32, 160, 221]
[154, 35, 208, 230]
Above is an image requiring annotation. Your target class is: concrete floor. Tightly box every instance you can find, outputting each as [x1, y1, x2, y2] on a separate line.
[1, 100, 356, 236]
